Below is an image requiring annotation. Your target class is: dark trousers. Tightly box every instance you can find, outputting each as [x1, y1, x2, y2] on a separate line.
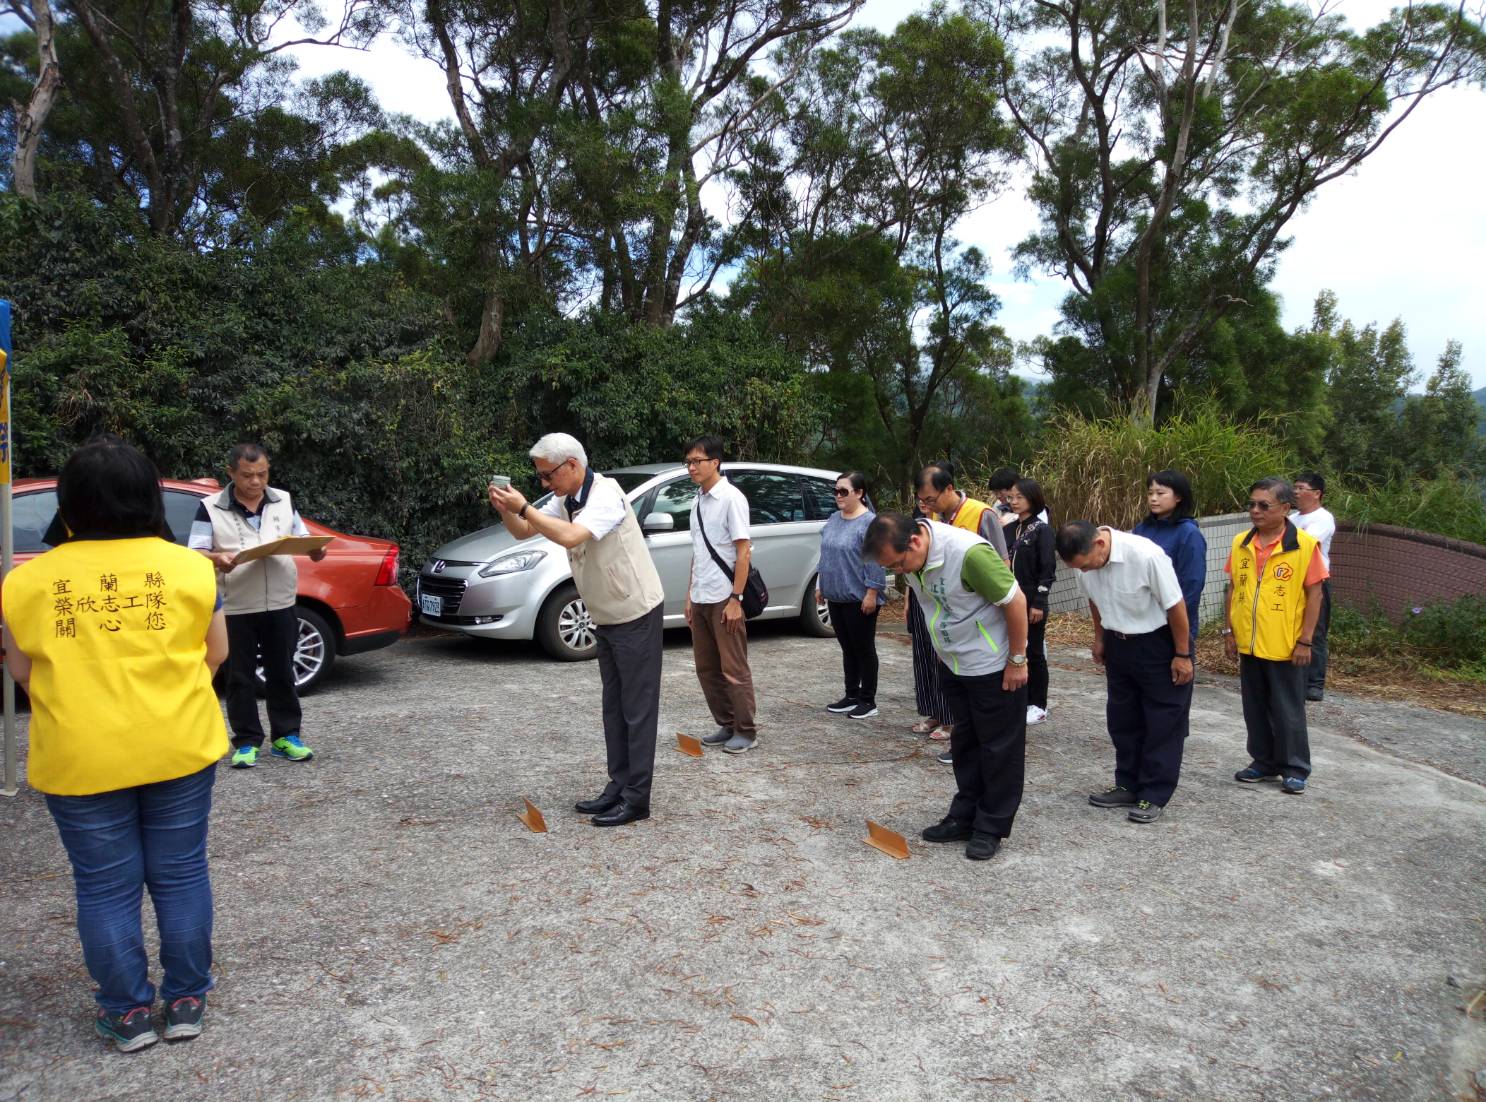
[225, 607, 301, 748]
[1027, 616, 1049, 710]
[594, 603, 664, 807]
[939, 662, 1027, 838]
[828, 600, 879, 705]
[1308, 580, 1330, 693]
[907, 591, 952, 720]
[1240, 654, 1311, 780]
[1104, 627, 1193, 806]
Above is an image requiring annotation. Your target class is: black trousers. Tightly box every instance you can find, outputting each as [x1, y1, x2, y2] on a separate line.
[939, 662, 1027, 838]
[225, 606, 302, 748]
[594, 603, 663, 807]
[828, 600, 879, 705]
[1026, 616, 1049, 710]
[1240, 654, 1311, 780]
[1308, 580, 1330, 693]
[1103, 627, 1192, 806]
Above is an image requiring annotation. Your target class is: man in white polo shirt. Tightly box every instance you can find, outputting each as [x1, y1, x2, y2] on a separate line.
[1292, 472, 1335, 702]
[491, 433, 665, 826]
[683, 434, 759, 755]
[1056, 520, 1194, 824]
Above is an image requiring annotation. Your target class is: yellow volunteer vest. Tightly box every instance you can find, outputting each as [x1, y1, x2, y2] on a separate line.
[944, 496, 992, 537]
[4, 537, 228, 795]
[1228, 522, 1321, 662]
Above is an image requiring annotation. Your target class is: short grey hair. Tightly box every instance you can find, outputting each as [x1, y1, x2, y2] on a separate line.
[529, 433, 588, 470]
[1249, 476, 1296, 507]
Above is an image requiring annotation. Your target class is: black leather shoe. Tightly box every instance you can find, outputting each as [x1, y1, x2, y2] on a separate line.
[965, 831, 1001, 861]
[592, 800, 650, 827]
[921, 816, 974, 843]
[574, 794, 621, 815]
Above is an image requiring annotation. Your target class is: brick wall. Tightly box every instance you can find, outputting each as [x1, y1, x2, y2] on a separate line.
[1046, 514, 1486, 624]
[1330, 522, 1486, 620]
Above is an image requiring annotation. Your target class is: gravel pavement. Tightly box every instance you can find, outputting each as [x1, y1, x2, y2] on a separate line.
[1, 623, 1483, 1101]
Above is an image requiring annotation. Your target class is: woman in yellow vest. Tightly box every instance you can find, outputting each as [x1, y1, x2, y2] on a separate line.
[2, 440, 229, 1052]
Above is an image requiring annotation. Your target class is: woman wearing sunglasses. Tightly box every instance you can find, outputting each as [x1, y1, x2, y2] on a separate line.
[815, 472, 888, 720]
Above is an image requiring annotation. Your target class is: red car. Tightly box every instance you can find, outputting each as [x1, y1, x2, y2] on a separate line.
[5, 476, 410, 692]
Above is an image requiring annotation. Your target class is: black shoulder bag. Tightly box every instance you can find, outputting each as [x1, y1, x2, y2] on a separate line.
[697, 500, 768, 618]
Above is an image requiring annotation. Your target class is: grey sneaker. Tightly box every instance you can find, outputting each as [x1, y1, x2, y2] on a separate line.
[721, 733, 757, 755]
[935, 748, 953, 765]
[701, 726, 733, 746]
[1088, 786, 1137, 808]
[163, 995, 205, 1041]
[1128, 800, 1164, 823]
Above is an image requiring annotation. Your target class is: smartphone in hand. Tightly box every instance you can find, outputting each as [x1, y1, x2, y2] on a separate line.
[489, 475, 512, 490]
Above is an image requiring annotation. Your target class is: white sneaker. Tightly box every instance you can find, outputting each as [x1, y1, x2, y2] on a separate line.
[1026, 705, 1047, 725]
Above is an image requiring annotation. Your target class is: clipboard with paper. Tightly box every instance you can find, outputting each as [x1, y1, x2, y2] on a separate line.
[233, 535, 333, 564]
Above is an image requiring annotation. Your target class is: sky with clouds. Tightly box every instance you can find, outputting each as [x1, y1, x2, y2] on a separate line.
[281, 0, 1486, 390]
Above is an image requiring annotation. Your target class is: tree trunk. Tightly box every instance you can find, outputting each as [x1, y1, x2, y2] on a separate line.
[11, 0, 61, 200]
[467, 286, 505, 367]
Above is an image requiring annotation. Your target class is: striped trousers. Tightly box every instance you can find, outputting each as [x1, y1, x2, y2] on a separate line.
[907, 589, 952, 721]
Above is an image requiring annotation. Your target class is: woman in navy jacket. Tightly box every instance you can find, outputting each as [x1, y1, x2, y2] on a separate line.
[1132, 469, 1206, 652]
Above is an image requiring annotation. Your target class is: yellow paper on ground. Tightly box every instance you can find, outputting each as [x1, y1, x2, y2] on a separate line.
[233, 535, 332, 564]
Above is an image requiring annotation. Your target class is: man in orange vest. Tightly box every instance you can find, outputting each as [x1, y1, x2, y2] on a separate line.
[915, 462, 1008, 560]
[1223, 477, 1328, 795]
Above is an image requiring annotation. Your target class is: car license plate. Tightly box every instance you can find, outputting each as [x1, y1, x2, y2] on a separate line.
[420, 594, 442, 617]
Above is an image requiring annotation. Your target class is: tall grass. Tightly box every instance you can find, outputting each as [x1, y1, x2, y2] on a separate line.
[1324, 476, 1486, 546]
[1024, 404, 1294, 529]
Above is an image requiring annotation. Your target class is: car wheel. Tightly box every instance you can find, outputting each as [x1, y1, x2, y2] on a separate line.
[800, 574, 834, 638]
[256, 606, 336, 695]
[537, 584, 599, 661]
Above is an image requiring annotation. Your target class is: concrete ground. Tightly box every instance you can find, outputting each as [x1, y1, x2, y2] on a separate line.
[1, 624, 1483, 1102]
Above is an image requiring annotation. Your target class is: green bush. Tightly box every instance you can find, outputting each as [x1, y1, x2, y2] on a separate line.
[1025, 402, 1294, 527]
[1329, 597, 1486, 677]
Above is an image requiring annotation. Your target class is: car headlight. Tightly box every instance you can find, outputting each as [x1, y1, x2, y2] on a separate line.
[478, 549, 548, 577]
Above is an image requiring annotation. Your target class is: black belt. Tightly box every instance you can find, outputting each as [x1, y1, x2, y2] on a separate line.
[1106, 627, 1167, 641]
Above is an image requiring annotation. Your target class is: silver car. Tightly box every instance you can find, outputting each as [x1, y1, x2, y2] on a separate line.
[416, 462, 842, 659]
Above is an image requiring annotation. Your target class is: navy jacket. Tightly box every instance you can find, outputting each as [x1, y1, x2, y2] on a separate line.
[1132, 514, 1206, 642]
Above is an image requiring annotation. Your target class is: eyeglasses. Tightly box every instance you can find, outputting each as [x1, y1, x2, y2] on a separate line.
[683, 457, 716, 469]
[833, 487, 852, 497]
[535, 458, 572, 484]
[1247, 499, 1275, 511]
[915, 496, 938, 508]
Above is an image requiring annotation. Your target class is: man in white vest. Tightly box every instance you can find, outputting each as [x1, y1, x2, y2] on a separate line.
[863, 512, 1030, 861]
[188, 443, 326, 769]
[491, 433, 665, 826]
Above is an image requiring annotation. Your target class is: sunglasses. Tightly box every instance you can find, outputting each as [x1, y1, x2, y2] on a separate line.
[833, 487, 853, 497]
[1247, 499, 1276, 511]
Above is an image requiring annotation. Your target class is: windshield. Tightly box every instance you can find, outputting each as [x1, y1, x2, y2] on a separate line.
[607, 471, 656, 495]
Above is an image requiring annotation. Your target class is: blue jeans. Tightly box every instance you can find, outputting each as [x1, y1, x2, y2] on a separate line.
[46, 764, 217, 1014]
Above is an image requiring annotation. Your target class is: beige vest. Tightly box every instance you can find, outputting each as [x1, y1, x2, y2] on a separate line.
[567, 473, 664, 626]
[205, 487, 300, 614]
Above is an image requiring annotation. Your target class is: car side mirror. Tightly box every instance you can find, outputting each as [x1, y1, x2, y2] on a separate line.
[641, 512, 675, 533]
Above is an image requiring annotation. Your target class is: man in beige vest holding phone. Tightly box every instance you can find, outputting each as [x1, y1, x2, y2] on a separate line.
[490, 433, 665, 826]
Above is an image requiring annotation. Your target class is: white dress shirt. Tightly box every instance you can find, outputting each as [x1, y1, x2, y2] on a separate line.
[1292, 506, 1336, 567]
[1076, 528, 1186, 634]
[689, 476, 751, 604]
[539, 474, 627, 542]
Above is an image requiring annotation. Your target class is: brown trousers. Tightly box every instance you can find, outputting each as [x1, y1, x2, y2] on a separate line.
[689, 600, 758, 739]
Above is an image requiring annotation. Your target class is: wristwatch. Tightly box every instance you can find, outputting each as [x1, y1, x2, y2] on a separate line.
[1009, 654, 1027, 667]
[730, 592, 743, 603]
